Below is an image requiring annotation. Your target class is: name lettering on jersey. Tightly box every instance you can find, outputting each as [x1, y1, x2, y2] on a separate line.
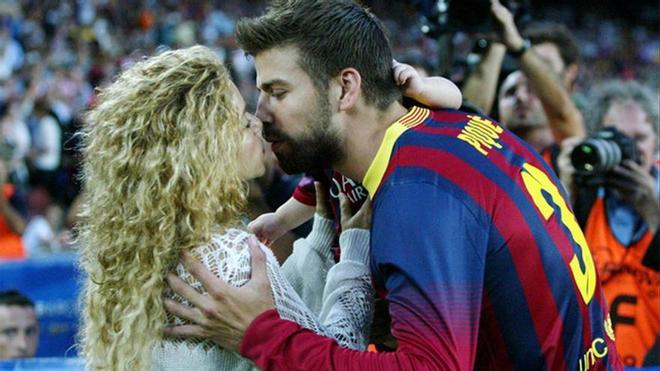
[578, 338, 608, 371]
[329, 176, 368, 203]
[457, 115, 503, 156]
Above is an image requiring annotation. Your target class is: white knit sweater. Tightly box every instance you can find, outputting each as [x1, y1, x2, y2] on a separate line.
[151, 215, 373, 371]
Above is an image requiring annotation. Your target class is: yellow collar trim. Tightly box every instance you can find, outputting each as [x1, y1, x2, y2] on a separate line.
[362, 106, 430, 198]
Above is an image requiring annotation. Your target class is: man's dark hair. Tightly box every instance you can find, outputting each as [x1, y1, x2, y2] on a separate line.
[236, 0, 401, 109]
[0, 290, 34, 307]
[524, 22, 580, 67]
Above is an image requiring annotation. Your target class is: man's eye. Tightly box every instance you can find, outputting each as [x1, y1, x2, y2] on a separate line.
[272, 91, 287, 99]
[1, 328, 17, 338]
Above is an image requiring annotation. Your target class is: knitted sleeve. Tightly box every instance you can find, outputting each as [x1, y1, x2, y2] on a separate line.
[167, 227, 373, 351]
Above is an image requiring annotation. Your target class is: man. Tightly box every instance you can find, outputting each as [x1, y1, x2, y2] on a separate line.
[463, 0, 584, 152]
[559, 80, 659, 367]
[165, 0, 621, 369]
[0, 290, 39, 359]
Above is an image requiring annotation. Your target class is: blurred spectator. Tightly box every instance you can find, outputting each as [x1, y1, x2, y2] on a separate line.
[462, 0, 584, 152]
[0, 290, 39, 359]
[1, 99, 30, 190]
[22, 204, 65, 257]
[0, 0, 651, 254]
[0, 159, 26, 260]
[556, 79, 658, 367]
[525, 22, 581, 95]
[27, 98, 61, 198]
[0, 27, 24, 81]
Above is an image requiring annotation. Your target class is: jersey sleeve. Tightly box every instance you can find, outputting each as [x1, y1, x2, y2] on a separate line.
[239, 182, 489, 370]
[292, 175, 317, 206]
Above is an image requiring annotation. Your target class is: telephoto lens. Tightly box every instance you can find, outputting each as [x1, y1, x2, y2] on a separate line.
[571, 134, 622, 175]
[570, 127, 641, 187]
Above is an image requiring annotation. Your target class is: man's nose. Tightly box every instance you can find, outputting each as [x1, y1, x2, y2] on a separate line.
[515, 86, 529, 103]
[255, 93, 271, 123]
[15, 331, 28, 354]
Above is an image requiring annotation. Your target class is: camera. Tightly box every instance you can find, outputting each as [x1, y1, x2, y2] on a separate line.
[570, 127, 641, 187]
[416, 0, 530, 38]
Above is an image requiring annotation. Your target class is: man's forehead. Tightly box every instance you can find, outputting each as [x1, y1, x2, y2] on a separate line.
[501, 71, 525, 92]
[604, 101, 650, 128]
[254, 46, 307, 88]
[0, 305, 37, 320]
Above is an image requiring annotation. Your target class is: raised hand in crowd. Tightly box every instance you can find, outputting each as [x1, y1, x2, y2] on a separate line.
[463, 0, 584, 151]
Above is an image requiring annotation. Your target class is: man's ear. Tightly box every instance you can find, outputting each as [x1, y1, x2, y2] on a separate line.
[337, 68, 362, 111]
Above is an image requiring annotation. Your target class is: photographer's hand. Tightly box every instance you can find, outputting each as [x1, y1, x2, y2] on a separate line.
[491, 0, 585, 141]
[490, 0, 525, 51]
[556, 137, 583, 202]
[609, 160, 660, 231]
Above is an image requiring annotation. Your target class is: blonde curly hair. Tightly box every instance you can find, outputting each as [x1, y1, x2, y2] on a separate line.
[77, 45, 246, 370]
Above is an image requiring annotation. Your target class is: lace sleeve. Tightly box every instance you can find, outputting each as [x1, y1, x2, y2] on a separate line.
[167, 228, 373, 351]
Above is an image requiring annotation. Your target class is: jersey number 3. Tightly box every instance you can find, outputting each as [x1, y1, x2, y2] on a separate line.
[520, 163, 596, 305]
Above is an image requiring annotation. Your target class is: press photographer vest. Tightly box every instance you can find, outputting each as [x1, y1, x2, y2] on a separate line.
[583, 193, 659, 367]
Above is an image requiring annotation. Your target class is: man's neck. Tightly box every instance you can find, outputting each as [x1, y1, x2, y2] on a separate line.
[335, 101, 409, 182]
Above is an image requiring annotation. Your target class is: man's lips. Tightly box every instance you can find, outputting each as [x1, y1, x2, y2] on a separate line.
[269, 139, 284, 152]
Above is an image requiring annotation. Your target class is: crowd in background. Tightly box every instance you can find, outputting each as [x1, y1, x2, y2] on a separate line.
[0, 0, 657, 365]
[0, 0, 654, 257]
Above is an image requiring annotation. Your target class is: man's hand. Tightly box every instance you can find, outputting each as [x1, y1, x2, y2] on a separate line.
[339, 192, 372, 231]
[314, 181, 333, 219]
[609, 160, 660, 231]
[163, 237, 275, 352]
[490, 0, 525, 51]
[556, 137, 583, 201]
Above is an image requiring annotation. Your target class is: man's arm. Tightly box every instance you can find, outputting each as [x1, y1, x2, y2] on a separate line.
[167, 182, 488, 370]
[517, 50, 585, 141]
[462, 42, 507, 115]
[490, 0, 585, 141]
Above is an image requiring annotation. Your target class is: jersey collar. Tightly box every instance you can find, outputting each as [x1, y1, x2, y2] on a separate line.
[362, 106, 429, 199]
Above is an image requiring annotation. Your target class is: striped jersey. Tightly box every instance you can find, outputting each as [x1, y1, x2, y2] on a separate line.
[239, 107, 624, 370]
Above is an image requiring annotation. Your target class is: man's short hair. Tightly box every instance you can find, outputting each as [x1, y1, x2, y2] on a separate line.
[587, 79, 658, 132]
[236, 0, 401, 109]
[0, 290, 34, 308]
[524, 22, 580, 67]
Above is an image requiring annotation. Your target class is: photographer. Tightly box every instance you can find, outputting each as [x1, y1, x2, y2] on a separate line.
[462, 0, 585, 152]
[557, 79, 658, 367]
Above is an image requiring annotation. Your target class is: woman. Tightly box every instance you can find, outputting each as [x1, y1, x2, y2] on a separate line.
[77, 46, 373, 370]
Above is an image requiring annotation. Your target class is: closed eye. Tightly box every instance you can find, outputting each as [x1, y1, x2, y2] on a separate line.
[272, 90, 287, 99]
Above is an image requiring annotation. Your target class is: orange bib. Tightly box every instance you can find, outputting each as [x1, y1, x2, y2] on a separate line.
[585, 196, 659, 367]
